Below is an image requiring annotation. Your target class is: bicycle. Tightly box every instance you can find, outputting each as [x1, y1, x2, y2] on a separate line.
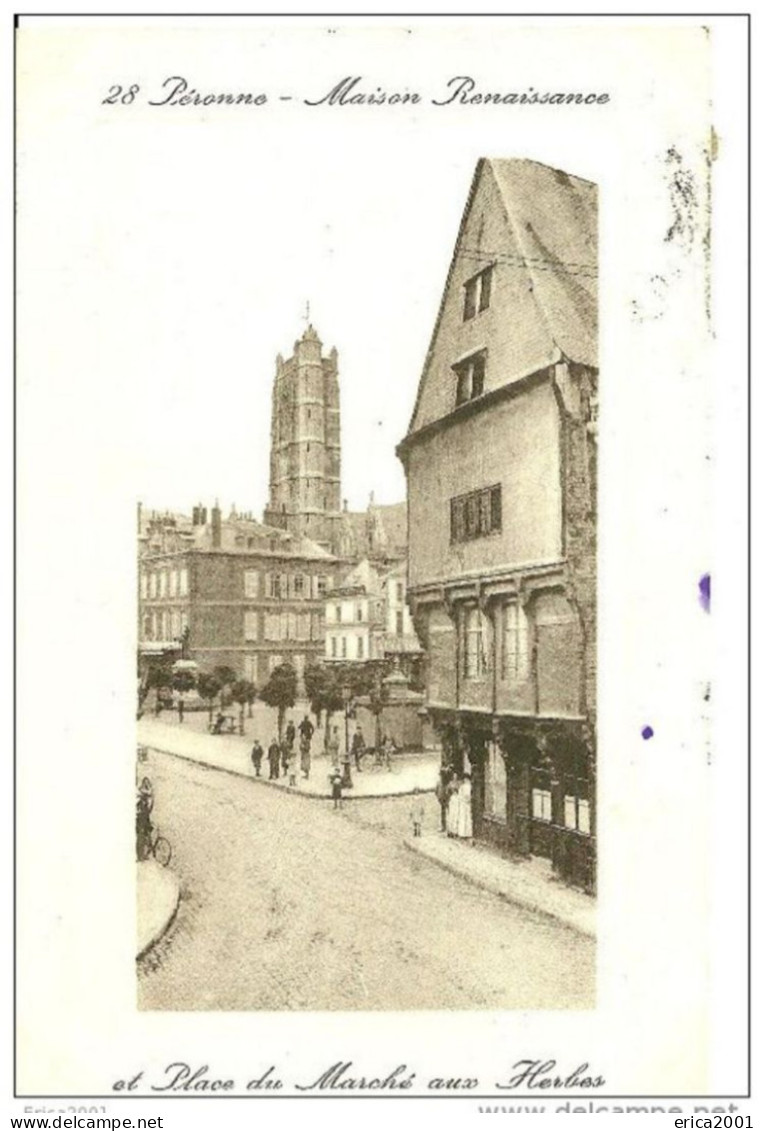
[359, 746, 399, 773]
[138, 825, 173, 868]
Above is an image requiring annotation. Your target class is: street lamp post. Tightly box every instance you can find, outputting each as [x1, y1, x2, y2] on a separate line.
[341, 683, 353, 789]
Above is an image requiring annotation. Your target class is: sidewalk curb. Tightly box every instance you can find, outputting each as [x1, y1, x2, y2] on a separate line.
[402, 837, 596, 939]
[136, 865, 181, 960]
[145, 743, 435, 800]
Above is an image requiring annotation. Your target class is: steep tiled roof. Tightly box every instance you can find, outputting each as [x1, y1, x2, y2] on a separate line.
[490, 159, 597, 369]
[403, 158, 597, 439]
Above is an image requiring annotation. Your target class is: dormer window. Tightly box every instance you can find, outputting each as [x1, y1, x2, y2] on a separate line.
[463, 265, 493, 320]
[454, 351, 486, 406]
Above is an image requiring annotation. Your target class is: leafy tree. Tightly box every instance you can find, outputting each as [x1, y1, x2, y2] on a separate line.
[337, 660, 389, 750]
[303, 661, 327, 727]
[148, 661, 173, 712]
[172, 669, 196, 695]
[364, 660, 389, 751]
[197, 672, 222, 725]
[303, 661, 345, 748]
[213, 665, 237, 709]
[172, 669, 196, 720]
[259, 662, 297, 741]
[230, 679, 256, 735]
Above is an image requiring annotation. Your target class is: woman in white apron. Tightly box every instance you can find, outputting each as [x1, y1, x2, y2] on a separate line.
[456, 774, 473, 839]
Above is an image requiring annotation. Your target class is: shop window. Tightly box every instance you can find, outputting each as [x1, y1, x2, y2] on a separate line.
[531, 787, 552, 822]
[562, 768, 591, 834]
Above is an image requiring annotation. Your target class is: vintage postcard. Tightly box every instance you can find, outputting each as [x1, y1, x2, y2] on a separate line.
[13, 10, 750, 1110]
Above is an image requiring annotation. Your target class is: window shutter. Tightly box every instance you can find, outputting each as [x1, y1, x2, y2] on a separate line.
[479, 265, 492, 311]
[490, 485, 502, 531]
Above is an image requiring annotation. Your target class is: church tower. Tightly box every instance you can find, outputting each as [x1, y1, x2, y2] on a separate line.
[264, 324, 342, 552]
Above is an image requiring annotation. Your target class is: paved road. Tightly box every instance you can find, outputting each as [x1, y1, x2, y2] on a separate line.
[138, 749, 594, 1011]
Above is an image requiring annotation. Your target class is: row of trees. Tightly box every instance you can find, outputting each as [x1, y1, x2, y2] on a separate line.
[139, 655, 402, 746]
[304, 658, 390, 750]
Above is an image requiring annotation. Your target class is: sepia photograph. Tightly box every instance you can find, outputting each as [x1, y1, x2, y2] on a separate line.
[134, 155, 598, 1012]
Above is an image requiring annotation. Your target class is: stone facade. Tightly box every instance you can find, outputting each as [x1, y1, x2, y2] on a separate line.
[263, 324, 343, 554]
[138, 506, 337, 692]
[398, 158, 598, 891]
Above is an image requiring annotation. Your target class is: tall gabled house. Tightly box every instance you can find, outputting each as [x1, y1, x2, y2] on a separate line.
[397, 158, 598, 891]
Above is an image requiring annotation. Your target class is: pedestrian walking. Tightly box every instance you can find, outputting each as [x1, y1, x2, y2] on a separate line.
[435, 767, 451, 833]
[298, 714, 314, 748]
[268, 737, 281, 780]
[446, 772, 460, 837]
[250, 739, 264, 777]
[456, 774, 473, 839]
[286, 749, 298, 789]
[410, 793, 425, 838]
[327, 727, 341, 767]
[382, 734, 396, 771]
[136, 777, 154, 860]
[299, 733, 311, 780]
[329, 767, 343, 810]
[351, 725, 366, 771]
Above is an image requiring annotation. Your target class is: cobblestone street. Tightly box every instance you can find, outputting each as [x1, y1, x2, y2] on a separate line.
[138, 749, 594, 1011]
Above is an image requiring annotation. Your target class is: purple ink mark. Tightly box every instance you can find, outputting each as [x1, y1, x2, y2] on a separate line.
[641, 726, 654, 741]
[699, 573, 711, 613]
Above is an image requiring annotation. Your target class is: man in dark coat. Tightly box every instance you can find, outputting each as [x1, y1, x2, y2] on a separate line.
[435, 766, 452, 833]
[250, 739, 264, 777]
[351, 725, 366, 771]
[298, 714, 314, 747]
[268, 738, 281, 780]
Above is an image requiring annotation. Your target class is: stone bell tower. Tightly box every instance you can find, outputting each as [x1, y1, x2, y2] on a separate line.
[264, 324, 342, 552]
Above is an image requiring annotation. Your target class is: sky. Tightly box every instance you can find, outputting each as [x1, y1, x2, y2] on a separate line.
[18, 20, 616, 522]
